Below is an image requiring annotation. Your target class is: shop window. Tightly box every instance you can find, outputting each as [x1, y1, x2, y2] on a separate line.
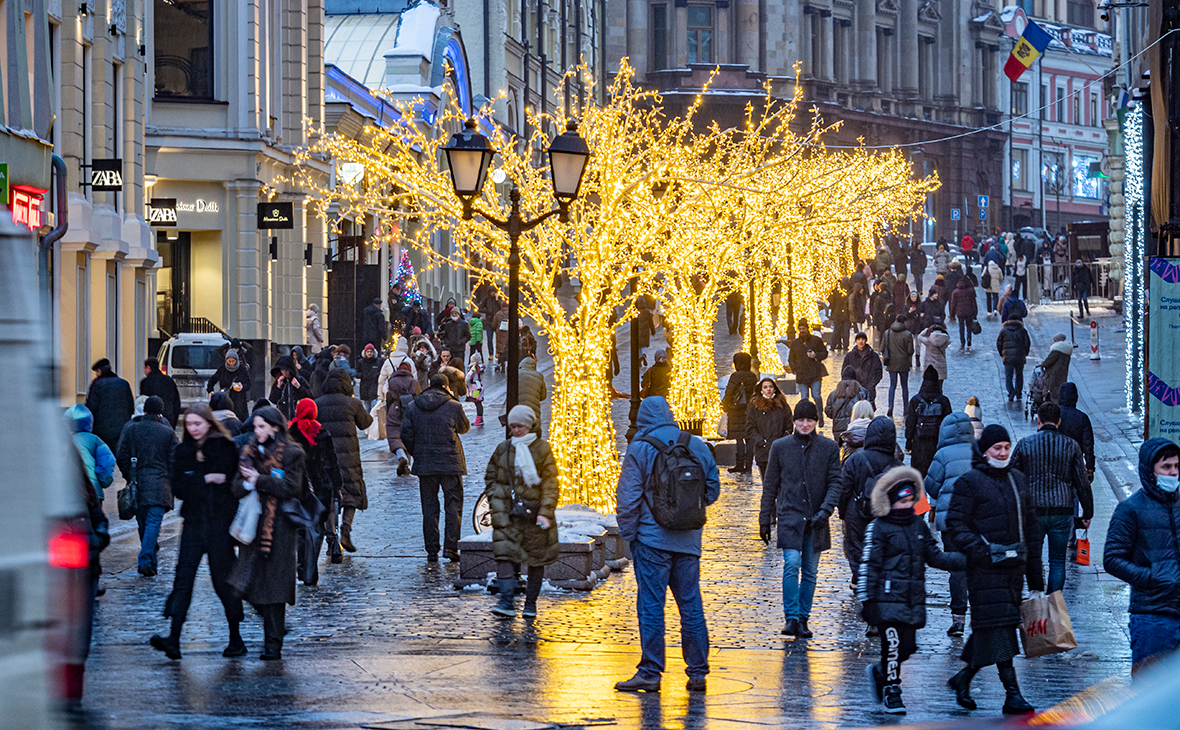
[154, 0, 214, 100]
[1073, 153, 1101, 198]
[1068, 0, 1094, 27]
[1073, 93, 1080, 125]
[687, 5, 713, 65]
[1090, 92, 1099, 126]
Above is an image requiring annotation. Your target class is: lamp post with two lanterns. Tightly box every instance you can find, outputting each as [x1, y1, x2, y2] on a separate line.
[441, 119, 590, 424]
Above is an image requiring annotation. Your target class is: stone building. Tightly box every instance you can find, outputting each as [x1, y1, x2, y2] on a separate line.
[144, 0, 331, 384]
[604, 0, 1108, 243]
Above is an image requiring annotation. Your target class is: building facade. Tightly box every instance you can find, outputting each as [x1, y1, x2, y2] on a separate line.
[604, 0, 1110, 244]
[145, 0, 331, 383]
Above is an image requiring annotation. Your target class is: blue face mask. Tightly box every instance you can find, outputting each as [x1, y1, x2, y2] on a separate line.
[1157, 475, 1180, 493]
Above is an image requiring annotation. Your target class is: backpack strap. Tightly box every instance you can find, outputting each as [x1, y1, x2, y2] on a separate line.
[639, 435, 673, 453]
[675, 431, 692, 448]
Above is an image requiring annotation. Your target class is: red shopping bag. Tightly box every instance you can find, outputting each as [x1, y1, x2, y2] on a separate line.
[1076, 532, 1091, 566]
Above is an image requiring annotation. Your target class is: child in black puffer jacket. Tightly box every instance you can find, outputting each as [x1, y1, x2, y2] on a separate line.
[858, 465, 966, 715]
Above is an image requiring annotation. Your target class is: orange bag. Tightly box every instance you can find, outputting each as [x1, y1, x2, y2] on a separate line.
[914, 491, 932, 516]
[1076, 531, 1091, 566]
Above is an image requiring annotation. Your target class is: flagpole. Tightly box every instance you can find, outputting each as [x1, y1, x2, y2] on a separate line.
[1039, 59, 1046, 231]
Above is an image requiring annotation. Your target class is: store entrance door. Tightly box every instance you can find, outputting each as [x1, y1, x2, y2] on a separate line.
[156, 231, 191, 337]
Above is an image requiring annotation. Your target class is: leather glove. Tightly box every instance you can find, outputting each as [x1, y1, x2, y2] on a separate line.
[759, 524, 771, 545]
[811, 509, 830, 524]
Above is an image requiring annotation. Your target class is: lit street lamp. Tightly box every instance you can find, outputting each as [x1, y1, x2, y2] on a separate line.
[442, 119, 590, 425]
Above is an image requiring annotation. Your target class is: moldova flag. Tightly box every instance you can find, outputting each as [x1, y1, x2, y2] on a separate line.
[1004, 20, 1052, 82]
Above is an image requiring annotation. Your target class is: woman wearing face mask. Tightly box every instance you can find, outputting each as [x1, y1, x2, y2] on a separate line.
[944, 424, 1043, 716]
[1104, 438, 1180, 676]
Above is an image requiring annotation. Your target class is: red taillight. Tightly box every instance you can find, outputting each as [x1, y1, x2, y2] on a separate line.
[48, 527, 90, 569]
[160, 363, 167, 375]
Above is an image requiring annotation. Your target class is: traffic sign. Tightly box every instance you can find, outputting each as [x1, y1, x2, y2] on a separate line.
[979, 208, 987, 220]
[978, 195, 989, 208]
[950, 208, 961, 221]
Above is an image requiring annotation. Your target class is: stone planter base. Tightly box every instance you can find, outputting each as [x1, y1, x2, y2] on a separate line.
[454, 523, 629, 591]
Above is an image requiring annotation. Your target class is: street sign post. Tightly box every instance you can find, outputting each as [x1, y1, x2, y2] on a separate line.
[978, 195, 989, 208]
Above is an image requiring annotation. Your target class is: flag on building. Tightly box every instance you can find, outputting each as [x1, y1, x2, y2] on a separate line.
[1004, 20, 1052, 83]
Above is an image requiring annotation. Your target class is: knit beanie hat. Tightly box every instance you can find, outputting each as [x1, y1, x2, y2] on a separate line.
[507, 404, 536, 428]
[887, 480, 916, 503]
[978, 424, 1010, 453]
[793, 400, 819, 422]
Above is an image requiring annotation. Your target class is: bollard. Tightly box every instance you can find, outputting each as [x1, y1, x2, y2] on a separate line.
[1090, 320, 1100, 361]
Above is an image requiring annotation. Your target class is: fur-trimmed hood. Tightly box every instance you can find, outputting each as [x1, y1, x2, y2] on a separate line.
[870, 465, 925, 517]
[750, 393, 789, 412]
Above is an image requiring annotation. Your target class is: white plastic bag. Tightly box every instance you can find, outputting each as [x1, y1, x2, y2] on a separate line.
[717, 412, 729, 438]
[367, 401, 387, 440]
[230, 489, 262, 545]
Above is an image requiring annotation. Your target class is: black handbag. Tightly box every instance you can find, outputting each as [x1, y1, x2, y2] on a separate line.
[982, 475, 1028, 567]
[117, 456, 139, 520]
[970, 320, 982, 336]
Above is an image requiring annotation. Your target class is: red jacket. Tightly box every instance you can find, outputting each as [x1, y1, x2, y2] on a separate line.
[960, 235, 975, 252]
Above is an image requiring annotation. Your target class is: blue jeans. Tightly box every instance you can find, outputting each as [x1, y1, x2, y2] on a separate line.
[1030, 514, 1072, 594]
[631, 541, 710, 681]
[1130, 613, 1180, 671]
[798, 381, 823, 412]
[137, 505, 166, 572]
[783, 539, 821, 620]
[887, 370, 909, 414]
[1005, 363, 1024, 400]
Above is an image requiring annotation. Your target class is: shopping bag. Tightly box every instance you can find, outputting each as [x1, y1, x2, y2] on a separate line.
[230, 489, 262, 545]
[914, 490, 932, 516]
[117, 456, 139, 520]
[717, 412, 729, 438]
[1076, 531, 1091, 566]
[1019, 590, 1078, 658]
[367, 401, 387, 440]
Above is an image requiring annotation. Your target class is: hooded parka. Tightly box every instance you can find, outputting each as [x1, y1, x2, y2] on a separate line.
[402, 386, 471, 475]
[746, 382, 793, 466]
[825, 366, 870, 438]
[517, 357, 548, 425]
[858, 466, 966, 627]
[483, 437, 561, 566]
[314, 370, 374, 510]
[1039, 340, 1073, 403]
[924, 412, 977, 532]
[881, 320, 915, 372]
[904, 367, 953, 475]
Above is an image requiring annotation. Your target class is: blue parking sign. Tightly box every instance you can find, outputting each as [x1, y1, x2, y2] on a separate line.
[951, 208, 961, 221]
[979, 208, 987, 220]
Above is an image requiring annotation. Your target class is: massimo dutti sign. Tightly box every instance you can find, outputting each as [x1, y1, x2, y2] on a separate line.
[257, 201, 294, 229]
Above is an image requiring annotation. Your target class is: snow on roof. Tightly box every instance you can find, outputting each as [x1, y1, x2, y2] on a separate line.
[323, 1, 441, 90]
[392, 1, 440, 59]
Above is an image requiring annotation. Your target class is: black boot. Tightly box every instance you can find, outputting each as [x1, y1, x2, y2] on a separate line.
[223, 622, 246, 657]
[150, 620, 183, 660]
[340, 525, 356, 553]
[329, 531, 344, 564]
[491, 578, 516, 618]
[998, 664, 1035, 715]
[947, 666, 978, 710]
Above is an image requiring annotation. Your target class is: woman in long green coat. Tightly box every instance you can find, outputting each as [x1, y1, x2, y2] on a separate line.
[484, 405, 560, 619]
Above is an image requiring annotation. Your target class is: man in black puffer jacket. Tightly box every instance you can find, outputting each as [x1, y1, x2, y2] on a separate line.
[1104, 438, 1180, 675]
[995, 315, 1031, 402]
[1057, 382, 1095, 478]
[839, 416, 901, 606]
[859, 465, 966, 714]
[402, 374, 471, 562]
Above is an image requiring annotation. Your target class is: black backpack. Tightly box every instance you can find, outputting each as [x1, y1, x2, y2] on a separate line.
[639, 432, 708, 530]
[915, 397, 945, 439]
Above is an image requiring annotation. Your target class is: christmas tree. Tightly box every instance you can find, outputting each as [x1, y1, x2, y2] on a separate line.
[391, 248, 422, 308]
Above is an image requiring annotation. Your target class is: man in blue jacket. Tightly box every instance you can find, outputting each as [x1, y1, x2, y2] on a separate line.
[615, 397, 720, 694]
[1104, 438, 1180, 676]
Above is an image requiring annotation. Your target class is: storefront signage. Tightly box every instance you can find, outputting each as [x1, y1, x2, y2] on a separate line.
[11, 189, 43, 230]
[91, 159, 123, 191]
[1148, 258, 1180, 439]
[148, 198, 178, 226]
[0, 163, 9, 202]
[175, 199, 218, 213]
[257, 201, 294, 229]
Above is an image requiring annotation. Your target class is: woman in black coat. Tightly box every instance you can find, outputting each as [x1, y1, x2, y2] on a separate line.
[357, 344, 383, 411]
[745, 377, 792, 478]
[314, 369, 373, 552]
[206, 349, 252, 421]
[722, 352, 760, 474]
[150, 404, 244, 660]
[229, 406, 306, 661]
[945, 425, 1043, 716]
[290, 398, 345, 577]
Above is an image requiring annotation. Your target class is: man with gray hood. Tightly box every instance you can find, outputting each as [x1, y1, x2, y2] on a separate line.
[615, 397, 720, 694]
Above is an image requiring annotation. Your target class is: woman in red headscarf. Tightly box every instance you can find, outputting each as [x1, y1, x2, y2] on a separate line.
[289, 398, 345, 579]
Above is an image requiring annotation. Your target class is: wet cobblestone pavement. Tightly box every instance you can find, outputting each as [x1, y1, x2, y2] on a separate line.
[80, 298, 1139, 729]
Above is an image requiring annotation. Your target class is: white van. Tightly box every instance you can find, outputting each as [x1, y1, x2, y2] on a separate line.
[156, 332, 230, 407]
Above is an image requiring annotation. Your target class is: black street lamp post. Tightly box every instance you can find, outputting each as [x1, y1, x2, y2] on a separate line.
[442, 119, 590, 430]
[626, 275, 642, 442]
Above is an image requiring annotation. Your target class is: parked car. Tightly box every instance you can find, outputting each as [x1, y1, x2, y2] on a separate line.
[156, 332, 230, 407]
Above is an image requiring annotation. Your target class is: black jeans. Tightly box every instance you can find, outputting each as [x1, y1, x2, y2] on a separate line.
[1013, 274, 1028, 300]
[419, 474, 464, 555]
[833, 318, 850, 351]
[880, 624, 918, 685]
[958, 316, 974, 346]
[1077, 287, 1091, 317]
[251, 602, 285, 656]
[1005, 363, 1024, 400]
[942, 531, 968, 615]
[985, 291, 999, 314]
[164, 519, 244, 632]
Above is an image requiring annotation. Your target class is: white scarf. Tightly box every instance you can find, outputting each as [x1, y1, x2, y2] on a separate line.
[511, 432, 541, 487]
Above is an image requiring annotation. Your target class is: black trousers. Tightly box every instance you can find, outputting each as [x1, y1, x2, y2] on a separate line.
[496, 561, 545, 601]
[880, 624, 918, 685]
[251, 602, 285, 655]
[834, 318, 850, 351]
[419, 474, 464, 555]
[726, 303, 743, 334]
[165, 520, 243, 630]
